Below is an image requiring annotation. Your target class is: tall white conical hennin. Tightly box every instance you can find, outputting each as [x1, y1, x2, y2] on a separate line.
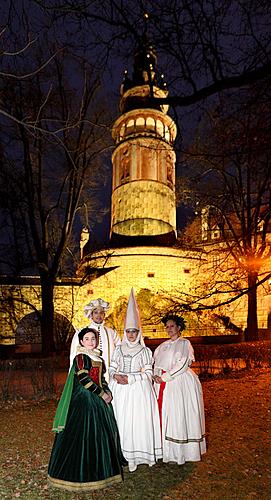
[124, 288, 141, 331]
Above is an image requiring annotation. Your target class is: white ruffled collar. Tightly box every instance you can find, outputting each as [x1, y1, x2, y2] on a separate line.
[76, 345, 103, 362]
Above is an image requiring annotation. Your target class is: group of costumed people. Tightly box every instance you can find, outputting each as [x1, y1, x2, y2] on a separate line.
[48, 289, 206, 492]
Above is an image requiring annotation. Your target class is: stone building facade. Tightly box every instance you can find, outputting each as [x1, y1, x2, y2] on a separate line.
[1, 38, 271, 350]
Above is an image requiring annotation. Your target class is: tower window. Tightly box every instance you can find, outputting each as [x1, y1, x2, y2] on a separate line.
[120, 147, 130, 183]
[156, 119, 164, 137]
[147, 272, 155, 278]
[183, 269, 190, 274]
[136, 117, 145, 128]
[127, 119, 135, 130]
[164, 126, 170, 142]
[120, 124, 125, 140]
[146, 116, 155, 130]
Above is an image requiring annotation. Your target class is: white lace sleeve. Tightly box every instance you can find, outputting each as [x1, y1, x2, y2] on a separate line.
[108, 345, 121, 380]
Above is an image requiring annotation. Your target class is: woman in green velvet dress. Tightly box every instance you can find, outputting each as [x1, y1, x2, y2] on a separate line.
[48, 327, 127, 492]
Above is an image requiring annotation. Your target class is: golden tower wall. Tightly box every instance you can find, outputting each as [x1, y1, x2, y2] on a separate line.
[110, 89, 177, 239]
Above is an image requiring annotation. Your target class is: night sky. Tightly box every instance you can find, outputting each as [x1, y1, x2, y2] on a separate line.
[0, 1, 270, 271]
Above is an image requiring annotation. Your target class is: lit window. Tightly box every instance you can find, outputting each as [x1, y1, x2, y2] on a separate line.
[136, 117, 145, 127]
[146, 116, 155, 130]
[164, 126, 170, 141]
[127, 119, 134, 129]
[156, 119, 164, 136]
[120, 124, 125, 140]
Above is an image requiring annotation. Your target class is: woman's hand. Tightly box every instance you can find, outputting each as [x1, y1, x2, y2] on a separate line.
[114, 374, 129, 385]
[102, 392, 112, 404]
[153, 375, 163, 384]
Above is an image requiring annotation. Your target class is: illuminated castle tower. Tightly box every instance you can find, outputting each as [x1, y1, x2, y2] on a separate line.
[3, 37, 258, 349]
[76, 36, 206, 337]
[110, 37, 177, 245]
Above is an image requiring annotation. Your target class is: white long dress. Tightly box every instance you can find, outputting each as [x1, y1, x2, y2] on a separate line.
[153, 337, 206, 465]
[109, 343, 162, 472]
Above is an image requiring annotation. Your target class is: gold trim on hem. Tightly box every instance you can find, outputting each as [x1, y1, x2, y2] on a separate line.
[48, 473, 122, 491]
[165, 435, 205, 444]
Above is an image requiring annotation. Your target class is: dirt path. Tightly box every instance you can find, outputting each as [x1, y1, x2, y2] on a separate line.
[0, 368, 270, 499]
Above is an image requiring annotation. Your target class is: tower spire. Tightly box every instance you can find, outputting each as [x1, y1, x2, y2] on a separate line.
[120, 17, 166, 113]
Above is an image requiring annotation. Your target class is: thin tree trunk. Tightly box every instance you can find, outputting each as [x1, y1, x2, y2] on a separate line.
[40, 274, 55, 354]
[246, 271, 258, 341]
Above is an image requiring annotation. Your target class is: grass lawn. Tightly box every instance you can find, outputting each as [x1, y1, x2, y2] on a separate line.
[0, 368, 270, 500]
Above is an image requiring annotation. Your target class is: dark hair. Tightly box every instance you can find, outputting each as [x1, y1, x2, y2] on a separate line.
[162, 314, 186, 331]
[78, 327, 99, 345]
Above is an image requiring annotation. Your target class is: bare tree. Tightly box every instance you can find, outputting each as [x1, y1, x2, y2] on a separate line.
[33, 0, 271, 109]
[1, 0, 271, 349]
[0, 9, 112, 353]
[177, 87, 271, 340]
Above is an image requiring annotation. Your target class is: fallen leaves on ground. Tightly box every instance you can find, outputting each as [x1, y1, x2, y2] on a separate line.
[0, 368, 270, 499]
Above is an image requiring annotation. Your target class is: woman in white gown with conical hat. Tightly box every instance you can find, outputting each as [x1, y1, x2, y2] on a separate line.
[109, 288, 162, 472]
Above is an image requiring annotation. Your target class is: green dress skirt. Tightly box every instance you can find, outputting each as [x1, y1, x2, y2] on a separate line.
[48, 353, 127, 492]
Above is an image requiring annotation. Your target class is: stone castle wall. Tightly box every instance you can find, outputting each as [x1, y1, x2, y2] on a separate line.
[1, 245, 270, 347]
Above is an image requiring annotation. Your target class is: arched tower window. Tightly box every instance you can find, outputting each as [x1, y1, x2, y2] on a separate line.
[166, 152, 174, 185]
[136, 117, 145, 129]
[164, 126, 170, 142]
[120, 147, 130, 183]
[120, 124, 125, 140]
[126, 119, 135, 134]
[156, 119, 164, 137]
[146, 116, 155, 131]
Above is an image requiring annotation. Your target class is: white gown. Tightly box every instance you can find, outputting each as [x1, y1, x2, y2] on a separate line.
[109, 343, 162, 472]
[153, 337, 206, 465]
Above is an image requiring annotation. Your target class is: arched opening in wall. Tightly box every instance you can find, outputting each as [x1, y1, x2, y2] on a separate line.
[119, 124, 125, 140]
[126, 118, 135, 134]
[146, 116, 155, 132]
[135, 116, 145, 130]
[168, 122, 176, 142]
[16, 312, 75, 353]
[156, 119, 164, 137]
[164, 126, 170, 142]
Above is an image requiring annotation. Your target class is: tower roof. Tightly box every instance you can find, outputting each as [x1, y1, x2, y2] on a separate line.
[120, 31, 167, 113]
[123, 33, 158, 92]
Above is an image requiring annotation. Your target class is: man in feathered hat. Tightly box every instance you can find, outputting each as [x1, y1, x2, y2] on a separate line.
[84, 298, 120, 381]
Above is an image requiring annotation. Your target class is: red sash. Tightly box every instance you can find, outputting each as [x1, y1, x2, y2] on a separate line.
[157, 370, 166, 431]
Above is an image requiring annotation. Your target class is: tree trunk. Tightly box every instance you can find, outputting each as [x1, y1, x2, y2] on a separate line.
[40, 274, 55, 355]
[246, 271, 259, 341]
